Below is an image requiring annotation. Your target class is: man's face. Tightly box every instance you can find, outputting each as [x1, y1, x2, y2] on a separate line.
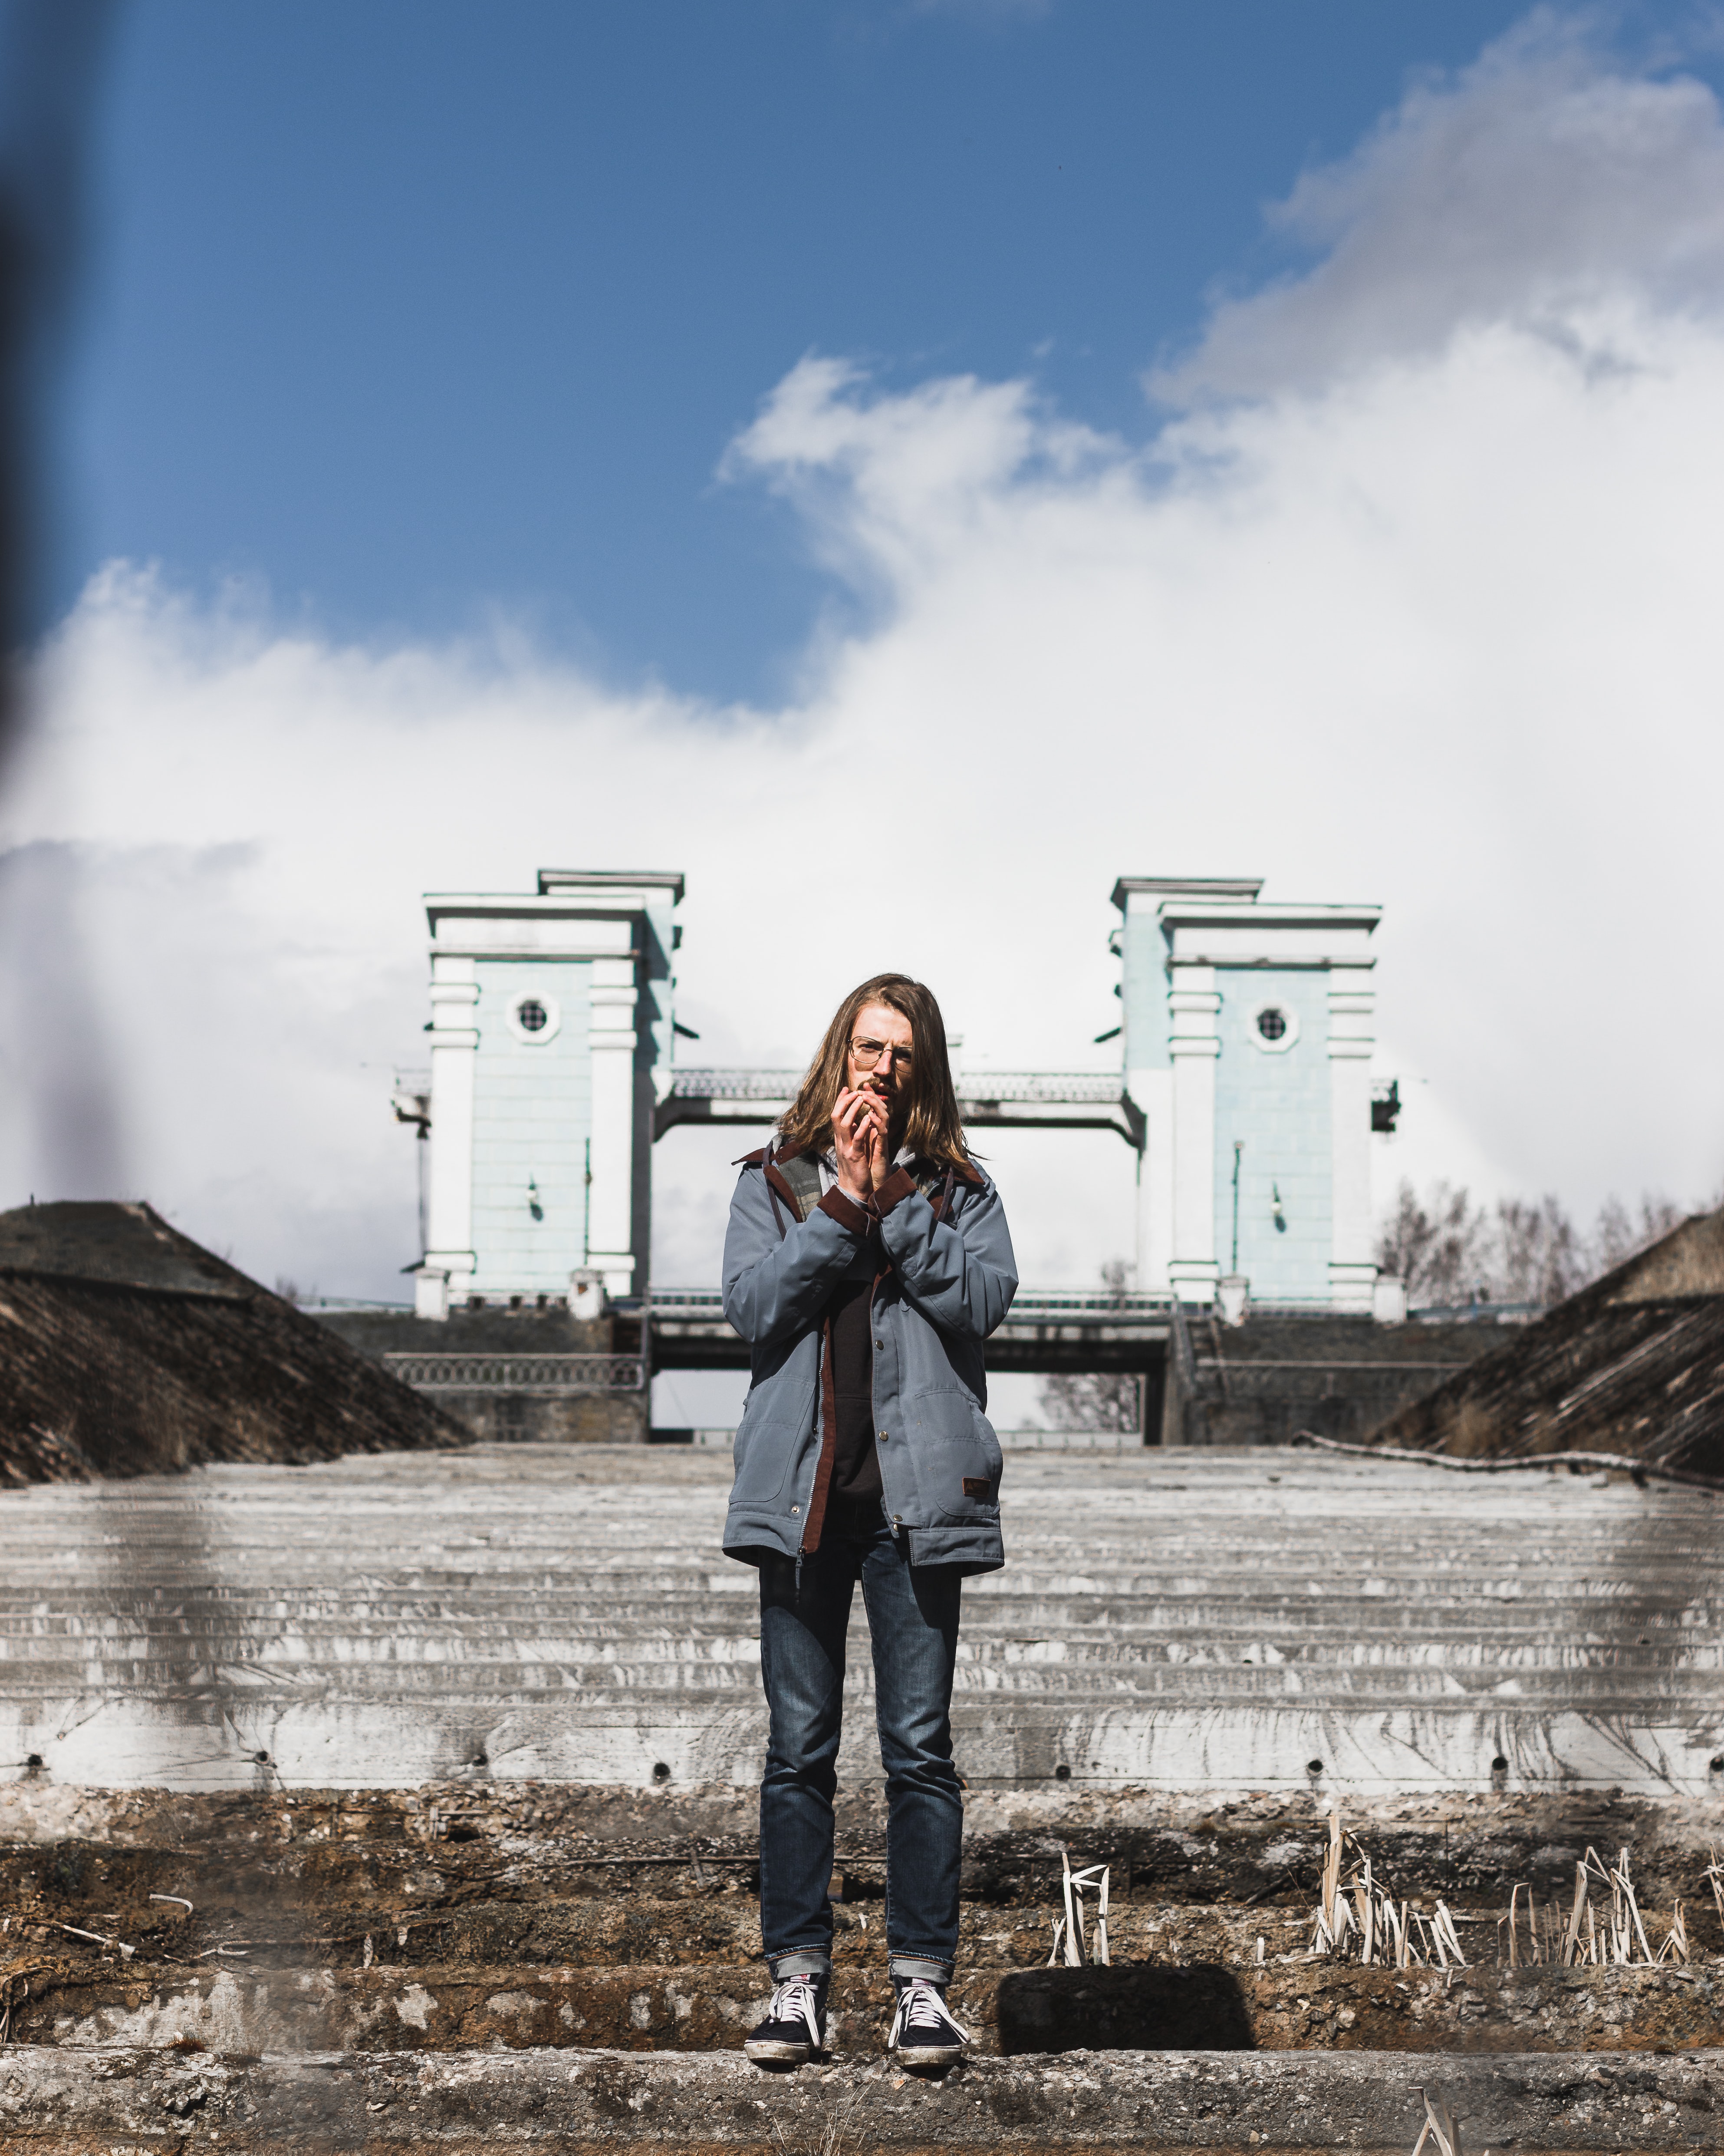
[848, 1001, 915, 1118]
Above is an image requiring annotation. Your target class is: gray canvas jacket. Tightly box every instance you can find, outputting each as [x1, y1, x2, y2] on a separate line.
[720, 1144, 1018, 1572]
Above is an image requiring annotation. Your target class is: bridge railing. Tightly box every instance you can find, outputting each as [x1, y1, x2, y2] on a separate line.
[382, 1352, 646, 1393]
[655, 1070, 1145, 1149]
[663, 1068, 1130, 1104]
[645, 1287, 1171, 1323]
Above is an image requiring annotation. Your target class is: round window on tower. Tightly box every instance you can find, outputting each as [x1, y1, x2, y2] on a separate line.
[1247, 999, 1299, 1054]
[507, 992, 561, 1044]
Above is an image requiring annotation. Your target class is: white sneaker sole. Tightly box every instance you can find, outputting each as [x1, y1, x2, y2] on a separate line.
[896, 2043, 964, 2068]
[745, 2038, 816, 2063]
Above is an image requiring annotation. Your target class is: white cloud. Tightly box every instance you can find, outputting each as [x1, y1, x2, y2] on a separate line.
[5, 13, 1724, 1305]
[1160, 11, 1724, 398]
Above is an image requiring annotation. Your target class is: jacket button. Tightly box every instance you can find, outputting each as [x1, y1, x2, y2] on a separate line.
[790, 1505, 800, 1515]
[874, 1338, 883, 1349]
[877, 1430, 889, 1444]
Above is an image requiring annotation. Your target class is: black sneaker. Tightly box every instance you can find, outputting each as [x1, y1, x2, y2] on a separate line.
[888, 1978, 968, 2067]
[744, 1976, 827, 2064]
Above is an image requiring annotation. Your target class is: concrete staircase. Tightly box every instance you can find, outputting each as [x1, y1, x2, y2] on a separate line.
[1, 1772, 1721, 2146]
[0, 1445, 1718, 1795]
[3, 1447, 1722, 2152]
[6, 2044, 1721, 2152]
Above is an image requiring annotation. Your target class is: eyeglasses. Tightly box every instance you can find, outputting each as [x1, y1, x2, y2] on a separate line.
[850, 1038, 913, 1071]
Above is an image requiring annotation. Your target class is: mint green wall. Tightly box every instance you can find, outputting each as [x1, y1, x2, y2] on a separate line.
[1119, 912, 1170, 1069]
[469, 960, 592, 1296]
[1211, 968, 1332, 1299]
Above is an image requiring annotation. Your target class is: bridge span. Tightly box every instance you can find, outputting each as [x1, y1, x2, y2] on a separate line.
[642, 1284, 1168, 1375]
[655, 1069, 1144, 1150]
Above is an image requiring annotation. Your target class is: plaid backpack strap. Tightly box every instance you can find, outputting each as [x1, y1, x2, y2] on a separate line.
[757, 1141, 823, 1237]
[774, 1147, 824, 1223]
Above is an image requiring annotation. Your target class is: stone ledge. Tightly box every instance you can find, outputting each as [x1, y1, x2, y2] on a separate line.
[0, 2047, 1719, 2152]
[13, 1958, 1722, 2060]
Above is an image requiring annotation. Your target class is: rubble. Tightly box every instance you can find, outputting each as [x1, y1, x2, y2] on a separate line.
[3, 1785, 1719, 2061]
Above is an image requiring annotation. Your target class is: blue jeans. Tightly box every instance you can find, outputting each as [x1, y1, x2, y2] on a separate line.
[757, 1511, 963, 1985]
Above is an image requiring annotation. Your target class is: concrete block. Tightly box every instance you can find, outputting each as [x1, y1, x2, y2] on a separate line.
[0, 2045, 1719, 2150]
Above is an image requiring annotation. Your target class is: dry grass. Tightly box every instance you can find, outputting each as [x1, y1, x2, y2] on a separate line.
[1305, 1810, 1705, 1976]
[1046, 1845, 1111, 1967]
[1411, 2088, 1480, 2156]
[1309, 1809, 1468, 1970]
[0, 1956, 69, 2044]
[1611, 1210, 1724, 1301]
[767, 2082, 871, 2156]
[1500, 1845, 1689, 1968]
[1444, 1401, 1498, 1459]
[1521, 1412, 1567, 1457]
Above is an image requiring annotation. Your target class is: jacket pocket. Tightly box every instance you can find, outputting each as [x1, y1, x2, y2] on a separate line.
[968, 1405, 1004, 1488]
[904, 1390, 1003, 1518]
[731, 1407, 789, 1511]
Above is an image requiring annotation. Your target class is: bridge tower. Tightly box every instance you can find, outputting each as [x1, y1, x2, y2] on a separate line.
[414, 869, 683, 1319]
[1113, 877, 1382, 1310]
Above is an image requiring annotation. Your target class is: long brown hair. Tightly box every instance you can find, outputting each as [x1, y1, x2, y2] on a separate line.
[777, 973, 971, 1170]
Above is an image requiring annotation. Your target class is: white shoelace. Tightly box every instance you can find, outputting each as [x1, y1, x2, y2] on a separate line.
[888, 1978, 970, 2049]
[766, 1978, 823, 2046]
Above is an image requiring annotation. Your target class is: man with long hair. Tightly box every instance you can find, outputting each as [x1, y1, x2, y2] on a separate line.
[721, 973, 1017, 2068]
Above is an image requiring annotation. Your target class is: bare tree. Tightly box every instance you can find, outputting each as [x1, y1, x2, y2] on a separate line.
[1039, 1259, 1141, 1431]
[1039, 1368, 1142, 1433]
[1590, 1193, 1686, 1276]
[1374, 1182, 1493, 1306]
[1376, 1180, 1709, 1310]
[1494, 1196, 1587, 1305]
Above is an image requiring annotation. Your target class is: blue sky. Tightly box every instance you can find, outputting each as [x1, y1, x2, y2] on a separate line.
[66, 0, 1668, 705]
[8, 1, 1724, 1314]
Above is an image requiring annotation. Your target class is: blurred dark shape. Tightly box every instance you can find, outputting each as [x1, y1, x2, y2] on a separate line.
[997, 1965, 1255, 2054]
[0, 837, 126, 1193]
[0, 0, 116, 766]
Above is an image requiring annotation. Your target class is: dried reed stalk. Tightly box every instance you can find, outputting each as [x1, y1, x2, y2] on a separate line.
[1308, 1808, 1466, 1971]
[1410, 2088, 1464, 2156]
[1503, 1845, 1687, 1968]
[1560, 1860, 1589, 1965]
[1048, 1848, 1112, 1968]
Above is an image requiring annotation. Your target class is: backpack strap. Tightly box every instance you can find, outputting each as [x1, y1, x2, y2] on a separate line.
[767, 1155, 786, 1240]
[759, 1140, 822, 1240]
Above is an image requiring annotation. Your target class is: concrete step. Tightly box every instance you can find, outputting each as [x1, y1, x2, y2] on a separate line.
[1, 1667, 1718, 1712]
[0, 1446, 1717, 1793]
[2, 1593, 1717, 1622]
[0, 1577, 1708, 1614]
[0, 2043, 1718, 2151]
[10, 1956, 1721, 2060]
[8, 1542, 1716, 1567]
[3, 1697, 1715, 1792]
[6, 1780, 1710, 1908]
[3, 1780, 1718, 2153]
[0, 1622, 1714, 1666]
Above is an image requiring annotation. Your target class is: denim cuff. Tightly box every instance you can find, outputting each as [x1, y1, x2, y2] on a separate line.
[768, 1949, 832, 1982]
[888, 1955, 954, 1985]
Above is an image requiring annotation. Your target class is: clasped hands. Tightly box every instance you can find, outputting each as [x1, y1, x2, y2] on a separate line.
[832, 1085, 893, 1204]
